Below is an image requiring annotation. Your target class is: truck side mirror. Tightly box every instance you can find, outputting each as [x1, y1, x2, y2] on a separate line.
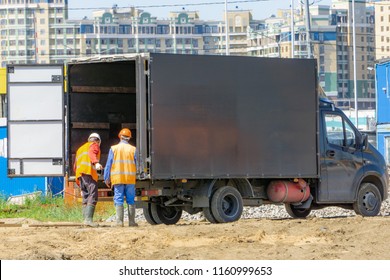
[361, 134, 369, 150]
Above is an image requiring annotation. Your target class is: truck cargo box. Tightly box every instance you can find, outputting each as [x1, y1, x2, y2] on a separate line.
[66, 53, 318, 180]
[149, 54, 319, 179]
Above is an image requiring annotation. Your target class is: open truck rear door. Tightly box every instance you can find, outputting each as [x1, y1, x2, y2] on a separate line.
[7, 64, 65, 177]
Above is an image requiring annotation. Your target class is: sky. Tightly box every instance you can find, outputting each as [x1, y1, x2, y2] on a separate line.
[67, 0, 333, 21]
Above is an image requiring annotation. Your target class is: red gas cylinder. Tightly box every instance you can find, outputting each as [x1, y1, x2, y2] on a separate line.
[267, 179, 310, 203]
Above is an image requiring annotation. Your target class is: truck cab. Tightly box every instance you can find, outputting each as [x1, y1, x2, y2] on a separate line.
[306, 98, 388, 217]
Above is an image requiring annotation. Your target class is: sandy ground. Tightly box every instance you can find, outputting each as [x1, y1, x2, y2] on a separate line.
[1, 216, 390, 260]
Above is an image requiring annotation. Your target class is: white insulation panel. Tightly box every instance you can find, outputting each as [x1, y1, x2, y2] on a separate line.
[8, 83, 63, 121]
[9, 121, 63, 158]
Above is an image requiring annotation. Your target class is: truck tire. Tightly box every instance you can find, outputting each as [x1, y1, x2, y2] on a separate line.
[211, 186, 243, 223]
[285, 203, 311, 218]
[353, 183, 382, 217]
[151, 203, 182, 225]
[142, 203, 161, 225]
[202, 207, 219, 224]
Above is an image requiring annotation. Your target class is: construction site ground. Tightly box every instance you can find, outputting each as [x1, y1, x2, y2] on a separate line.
[1, 215, 390, 260]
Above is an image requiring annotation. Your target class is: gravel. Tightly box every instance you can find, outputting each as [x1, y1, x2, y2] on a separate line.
[107, 193, 390, 223]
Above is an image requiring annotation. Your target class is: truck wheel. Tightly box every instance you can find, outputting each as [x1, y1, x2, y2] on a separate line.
[353, 183, 382, 217]
[202, 207, 219, 224]
[151, 204, 182, 225]
[142, 203, 161, 225]
[285, 204, 311, 218]
[211, 186, 243, 223]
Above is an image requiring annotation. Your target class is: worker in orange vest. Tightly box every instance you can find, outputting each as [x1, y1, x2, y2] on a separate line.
[74, 133, 103, 227]
[104, 128, 138, 227]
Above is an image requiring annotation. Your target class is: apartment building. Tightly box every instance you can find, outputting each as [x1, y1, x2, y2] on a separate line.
[1, 1, 264, 66]
[0, 0, 68, 66]
[375, 0, 390, 60]
[331, 0, 375, 109]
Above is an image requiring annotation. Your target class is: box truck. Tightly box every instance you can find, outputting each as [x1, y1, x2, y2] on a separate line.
[6, 53, 388, 224]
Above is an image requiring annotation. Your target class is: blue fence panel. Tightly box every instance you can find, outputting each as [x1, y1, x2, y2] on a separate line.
[0, 124, 46, 198]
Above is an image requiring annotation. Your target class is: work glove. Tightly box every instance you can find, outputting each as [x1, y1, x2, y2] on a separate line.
[95, 163, 103, 171]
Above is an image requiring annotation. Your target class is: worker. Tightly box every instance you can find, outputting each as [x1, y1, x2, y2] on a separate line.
[74, 133, 103, 227]
[104, 128, 138, 227]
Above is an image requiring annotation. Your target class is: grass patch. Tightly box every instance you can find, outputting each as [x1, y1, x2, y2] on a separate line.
[0, 194, 115, 222]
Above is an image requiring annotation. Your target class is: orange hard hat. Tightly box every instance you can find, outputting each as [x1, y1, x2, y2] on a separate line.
[118, 128, 131, 139]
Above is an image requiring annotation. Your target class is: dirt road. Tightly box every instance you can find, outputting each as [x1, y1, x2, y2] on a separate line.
[1, 215, 389, 260]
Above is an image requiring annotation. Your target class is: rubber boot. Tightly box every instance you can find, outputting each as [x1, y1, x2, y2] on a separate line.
[82, 205, 87, 221]
[84, 205, 98, 227]
[112, 205, 124, 227]
[128, 205, 138, 227]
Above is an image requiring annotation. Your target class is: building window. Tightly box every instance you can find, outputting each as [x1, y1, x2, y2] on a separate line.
[165, 39, 172, 47]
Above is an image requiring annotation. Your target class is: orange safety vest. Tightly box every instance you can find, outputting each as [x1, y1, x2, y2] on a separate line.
[75, 142, 101, 182]
[110, 143, 137, 185]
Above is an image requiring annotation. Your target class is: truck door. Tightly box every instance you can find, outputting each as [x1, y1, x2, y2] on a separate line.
[321, 111, 364, 201]
[7, 65, 65, 177]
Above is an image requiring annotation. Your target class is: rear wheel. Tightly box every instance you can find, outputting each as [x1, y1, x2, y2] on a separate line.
[285, 203, 311, 218]
[353, 183, 382, 217]
[211, 186, 243, 223]
[142, 203, 161, 225]
[150, 203, 182, 225]
[202, 207, 219, 223]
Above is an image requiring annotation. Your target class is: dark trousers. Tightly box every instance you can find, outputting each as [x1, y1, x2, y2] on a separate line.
[80, 175, 98, 206]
